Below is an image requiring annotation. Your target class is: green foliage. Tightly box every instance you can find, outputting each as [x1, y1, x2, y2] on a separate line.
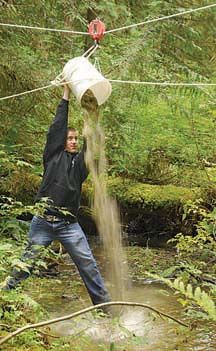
[149, 274, 216, 322]
[169, 199, 216, 254]
[0, 290, 47, 349]
[0, 144, 41, 203]
[0, 197, 63, 281]
[138, 199, 216, 322]
[104, 94, 216, 184]
[0, 0, 216, 194]
[0, 290, 45, 324]
[1, 194, 51, 213]
[0, 217, 28, 241]
[0, 238, 60, 286]
[126, 241, 216, 322]
[0, 3, 216, 347]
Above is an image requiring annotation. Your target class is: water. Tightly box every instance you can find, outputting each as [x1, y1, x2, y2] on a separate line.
[28, 249, 216, 351]
[81, 90, 127, 301]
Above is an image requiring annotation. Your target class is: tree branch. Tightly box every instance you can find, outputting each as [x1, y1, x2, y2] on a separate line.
[0, 301, 189, 346]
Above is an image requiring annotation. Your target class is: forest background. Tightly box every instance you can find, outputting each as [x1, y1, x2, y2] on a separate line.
[0, 0, 216, 349]
[1, 0, 216, 242]
[0, 0, 216, 208]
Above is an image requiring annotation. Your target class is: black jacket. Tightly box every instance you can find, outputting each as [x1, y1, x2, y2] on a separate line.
[35, 99, 88, 220]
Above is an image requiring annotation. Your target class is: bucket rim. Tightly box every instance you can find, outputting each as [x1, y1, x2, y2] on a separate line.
[78, 81, 112, 106]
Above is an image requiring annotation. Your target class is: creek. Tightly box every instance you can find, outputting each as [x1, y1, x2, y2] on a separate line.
[28, 243, 216, 351]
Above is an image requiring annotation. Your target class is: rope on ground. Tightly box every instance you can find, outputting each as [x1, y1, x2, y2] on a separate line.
[105, 3, 216, 34]
[0, 22, 88, 35]
[0, 300, 189, 345]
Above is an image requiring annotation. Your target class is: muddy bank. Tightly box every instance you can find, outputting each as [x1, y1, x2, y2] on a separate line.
[80, 178, 202, 246]
[78, 206, 182, 247]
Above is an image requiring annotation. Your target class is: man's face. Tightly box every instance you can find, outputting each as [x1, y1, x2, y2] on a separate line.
[65, 130, 79, 153]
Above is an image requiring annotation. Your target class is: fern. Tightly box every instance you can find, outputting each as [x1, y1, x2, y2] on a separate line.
[148, 273, 216, 321]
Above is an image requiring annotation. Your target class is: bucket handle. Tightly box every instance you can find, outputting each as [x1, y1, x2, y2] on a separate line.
[51, 42, 100, 87]
[82, 43, 99, 59]
[51, 72, 65, 86]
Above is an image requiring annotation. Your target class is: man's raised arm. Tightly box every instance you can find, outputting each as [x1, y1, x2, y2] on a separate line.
[43, 85, 70, 163]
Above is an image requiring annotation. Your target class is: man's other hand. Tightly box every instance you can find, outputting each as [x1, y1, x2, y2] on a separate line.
[63, 84, 70, 101]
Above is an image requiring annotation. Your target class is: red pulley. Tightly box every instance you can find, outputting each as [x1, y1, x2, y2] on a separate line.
[88, 19, 105, 41]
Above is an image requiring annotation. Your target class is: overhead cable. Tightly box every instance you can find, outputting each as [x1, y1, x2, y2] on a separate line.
[0, 22, 88, 35]
[0, 84, 53, 101]
[1, 4, 215, 36]
[105, 3, 216, 34]
[0, 80, 215, 101]
[109, 79, 216, 86]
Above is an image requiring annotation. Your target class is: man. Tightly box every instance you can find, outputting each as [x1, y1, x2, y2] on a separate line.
[3, 85, 111, 308]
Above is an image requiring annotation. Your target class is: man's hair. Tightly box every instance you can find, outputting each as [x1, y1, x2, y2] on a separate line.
[67, 127, 78, 133]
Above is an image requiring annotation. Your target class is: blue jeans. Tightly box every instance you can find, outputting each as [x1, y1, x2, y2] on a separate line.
[8, 216, 111, 305]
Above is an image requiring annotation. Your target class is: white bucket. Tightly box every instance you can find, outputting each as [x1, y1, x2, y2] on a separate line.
[62, 56, 112, 106]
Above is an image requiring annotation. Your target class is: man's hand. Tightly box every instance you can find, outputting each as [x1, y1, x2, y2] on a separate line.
[63, 84, 70, 101]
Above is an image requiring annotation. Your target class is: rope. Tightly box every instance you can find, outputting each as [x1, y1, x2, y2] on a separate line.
[51, 43, 99, 86]
[1, 3, 215, 36]
[94, 58, 102, 73]
[109, 79, 216, 87]
[85, 43, 99, 59]
[1, 79, 215, 101]
[105, 3, 216, 34]
[0, 22, 88, 35]
[82, 44, 97, 57]
[0, 84, 53, 101]
[0, 43, 101, 101]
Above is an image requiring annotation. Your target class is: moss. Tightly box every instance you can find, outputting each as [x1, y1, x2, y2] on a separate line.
[1, 169, 41, 204]
[82, 176, 201, 211]
[0, 168, 203, 213]
[106, 177, 201, 210]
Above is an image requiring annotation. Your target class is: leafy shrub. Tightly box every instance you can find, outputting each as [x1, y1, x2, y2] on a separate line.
[169, 199, 216, 255]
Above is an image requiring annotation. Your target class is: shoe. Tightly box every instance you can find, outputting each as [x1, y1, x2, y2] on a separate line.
[0, 277, 16, 291]
[1, 281, 11, 291]
[1, 283, 10, 291]
[96, 305, 113, 317]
